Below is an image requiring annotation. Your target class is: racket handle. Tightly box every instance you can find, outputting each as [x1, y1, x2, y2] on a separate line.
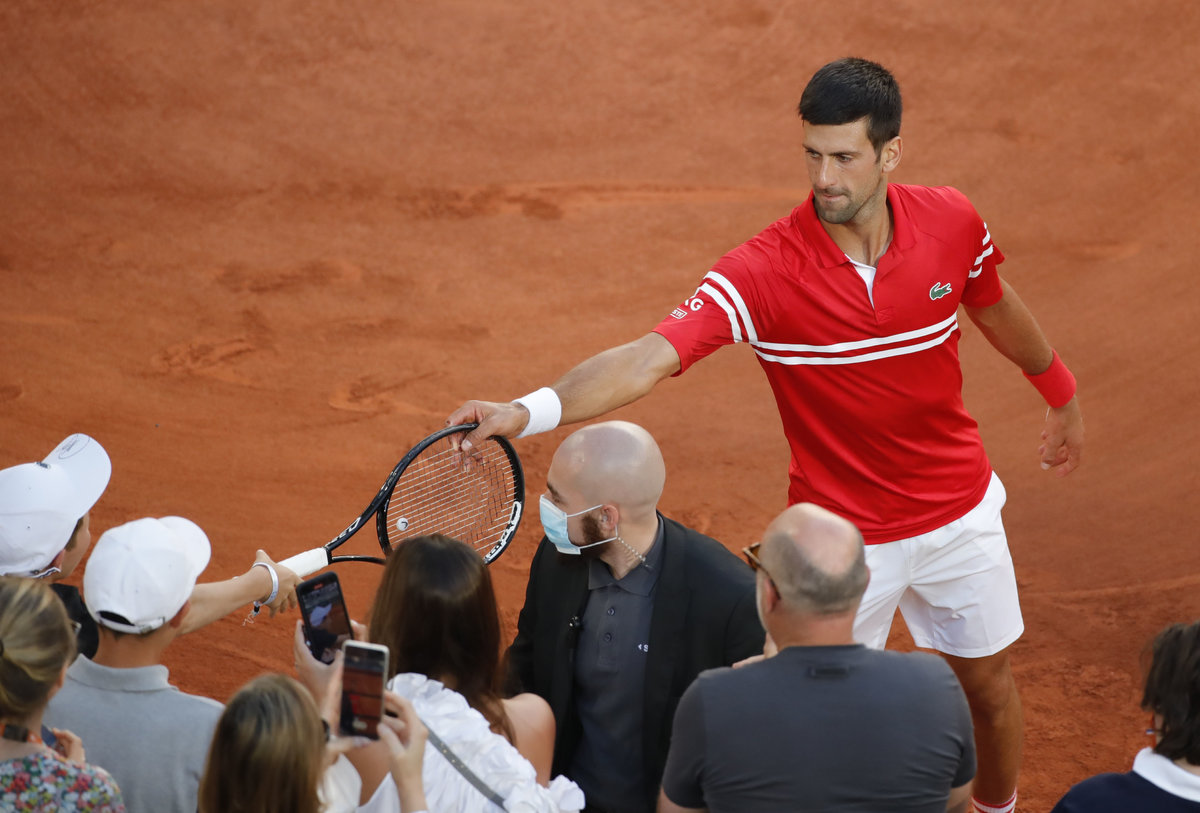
[280, 548, 331, 578]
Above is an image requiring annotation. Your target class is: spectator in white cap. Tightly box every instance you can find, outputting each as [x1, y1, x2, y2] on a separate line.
[0, 434, 304, 659]
[0, 434, 113, 658]
[45, 516, 225, 813]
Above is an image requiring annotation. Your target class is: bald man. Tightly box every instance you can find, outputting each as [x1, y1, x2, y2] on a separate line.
[659, 503, 976, 813]
[506, 421, 764, 813]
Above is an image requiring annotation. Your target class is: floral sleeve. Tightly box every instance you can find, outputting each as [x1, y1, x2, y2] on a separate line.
[0, 752, 126, 812]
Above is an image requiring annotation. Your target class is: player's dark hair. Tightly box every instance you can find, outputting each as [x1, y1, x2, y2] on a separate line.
[798, 57, 902, 157]
[1142, 620, 1200, 764]
[368, 533, 514, 742]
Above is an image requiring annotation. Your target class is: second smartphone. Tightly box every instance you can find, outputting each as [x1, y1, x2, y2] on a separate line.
[340, 640, 389, 739]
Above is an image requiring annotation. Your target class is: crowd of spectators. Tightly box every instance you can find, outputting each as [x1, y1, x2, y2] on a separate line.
[0, 432, 1193, 812]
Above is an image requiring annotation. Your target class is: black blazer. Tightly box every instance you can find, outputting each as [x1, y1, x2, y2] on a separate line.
[505, 514, 764, 810]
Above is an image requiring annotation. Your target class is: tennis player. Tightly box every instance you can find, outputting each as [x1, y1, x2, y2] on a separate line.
[447, 58, 1083, 813]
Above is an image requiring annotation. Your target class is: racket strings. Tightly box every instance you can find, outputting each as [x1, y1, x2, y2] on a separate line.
[383, 437, 517, 554]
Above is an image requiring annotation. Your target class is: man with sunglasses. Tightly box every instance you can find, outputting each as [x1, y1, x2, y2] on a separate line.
[506, 421, 764, 813]
[660, 502, 976, 813]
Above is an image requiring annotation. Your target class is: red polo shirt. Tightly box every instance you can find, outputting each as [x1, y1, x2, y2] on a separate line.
[654, 184, 1005, 543]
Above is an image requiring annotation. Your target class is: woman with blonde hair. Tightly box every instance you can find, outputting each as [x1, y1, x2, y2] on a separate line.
[0, 576, 123, 811]
[200, 672, 427, 813]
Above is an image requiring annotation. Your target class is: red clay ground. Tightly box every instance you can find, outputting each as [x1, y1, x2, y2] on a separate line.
[3, 2, 1199, 808]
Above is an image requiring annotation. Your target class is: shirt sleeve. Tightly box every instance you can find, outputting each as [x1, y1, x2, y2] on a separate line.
[652, 252, 761, 375]
[659, 679, 709, 808]
[960, 213, 1005, 308]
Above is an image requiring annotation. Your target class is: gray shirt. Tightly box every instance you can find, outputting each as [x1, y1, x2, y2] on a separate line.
[662, 645, 976, 812]
[45, 655, 224, 813]
[569, 524, 664, 813]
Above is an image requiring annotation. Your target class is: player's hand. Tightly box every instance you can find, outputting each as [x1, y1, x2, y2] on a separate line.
[256, 550, 300, 616]
[445, 399, 531, 459]
[377, 691, 429, 810]
[49, 728, 85, 763]
[1039, 397, 1083, 477]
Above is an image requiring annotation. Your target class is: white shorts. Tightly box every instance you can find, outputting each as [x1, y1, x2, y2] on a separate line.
[853, 473, 1024, 658]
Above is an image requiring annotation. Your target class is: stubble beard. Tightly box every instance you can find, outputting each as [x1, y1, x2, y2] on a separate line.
[814, 194, 859, 225]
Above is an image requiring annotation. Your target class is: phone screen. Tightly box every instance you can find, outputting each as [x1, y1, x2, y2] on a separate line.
[340, 641, 388, 739]
[40, 725, 57, 749]
[297, 574, 353, 665]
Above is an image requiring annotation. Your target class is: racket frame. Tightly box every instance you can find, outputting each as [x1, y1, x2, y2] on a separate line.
[280, 423, 523, 577]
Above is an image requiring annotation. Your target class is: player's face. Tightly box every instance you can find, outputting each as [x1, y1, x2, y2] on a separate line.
[802, 118, 900, 226]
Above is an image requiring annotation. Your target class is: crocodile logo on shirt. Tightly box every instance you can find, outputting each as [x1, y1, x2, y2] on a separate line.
[929, 282, 953, 300]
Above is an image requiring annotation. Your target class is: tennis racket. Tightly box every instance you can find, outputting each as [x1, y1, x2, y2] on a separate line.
[279, 424, 524, 578]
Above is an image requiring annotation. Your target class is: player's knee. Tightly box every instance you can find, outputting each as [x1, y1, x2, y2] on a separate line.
[950, 653, 1018, 717]
[961, 667, 1018, 718]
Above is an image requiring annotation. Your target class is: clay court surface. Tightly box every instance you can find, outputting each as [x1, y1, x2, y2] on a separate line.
[3, 1, 1199, 808]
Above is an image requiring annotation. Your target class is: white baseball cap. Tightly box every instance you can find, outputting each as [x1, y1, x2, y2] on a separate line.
[84, 516, 211, 634]
[0, 434, 112, 576]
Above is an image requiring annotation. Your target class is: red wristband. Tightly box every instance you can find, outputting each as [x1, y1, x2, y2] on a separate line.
[1024, 350, 1076, 408]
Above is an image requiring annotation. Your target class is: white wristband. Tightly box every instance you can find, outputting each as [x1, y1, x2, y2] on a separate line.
[512, 387, 562, 438]
[251, 561, 279, 608]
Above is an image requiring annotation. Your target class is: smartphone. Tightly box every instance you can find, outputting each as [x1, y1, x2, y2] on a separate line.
[40, 725, 57, 749]
[339, 640, 389, 739]
[297, 572, 353, 665]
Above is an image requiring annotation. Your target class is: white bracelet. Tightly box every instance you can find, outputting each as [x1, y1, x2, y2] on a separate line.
[250, 561, 279, 608]
[512, 387, 562, 438]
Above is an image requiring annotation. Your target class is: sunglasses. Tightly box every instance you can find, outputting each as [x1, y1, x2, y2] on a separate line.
[742, 541, 764, 571]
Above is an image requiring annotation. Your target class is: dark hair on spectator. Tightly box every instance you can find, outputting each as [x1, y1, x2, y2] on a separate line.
[798, 57, 902, 156]
[1142, 620, 1200, 763]
[0, 576, 76, 719]
[368, 533, 514, 741]
[198, 673, 325, 813]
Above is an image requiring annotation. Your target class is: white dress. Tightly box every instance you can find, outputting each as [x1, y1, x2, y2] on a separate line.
[357, 673, 584, 813]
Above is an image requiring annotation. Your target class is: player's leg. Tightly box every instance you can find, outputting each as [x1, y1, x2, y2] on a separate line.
[851, 539, 910, 649]
[942, 647, 1022, 812]
[896, 473, 1023, 812]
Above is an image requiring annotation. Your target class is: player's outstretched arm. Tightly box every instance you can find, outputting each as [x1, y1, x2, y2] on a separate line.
[447, 332, 681, 452]
[964, 279, 1083, 477]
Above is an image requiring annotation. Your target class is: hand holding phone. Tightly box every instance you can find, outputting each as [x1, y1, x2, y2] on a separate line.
[340, 640, 389, 739]
[297, 573, 353, 665]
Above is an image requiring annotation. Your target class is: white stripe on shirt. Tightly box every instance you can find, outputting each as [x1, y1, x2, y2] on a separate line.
[699, 282, 744, 343]
[705, 271, 759, 343]
[753, 323, 958, 366]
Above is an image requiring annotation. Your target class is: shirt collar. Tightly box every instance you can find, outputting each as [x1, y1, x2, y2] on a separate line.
[1133, 747, 1200, 802]
[792, 184, 914, 269]
[587, 516, 665, 596]
[67, 655, 173, 692]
